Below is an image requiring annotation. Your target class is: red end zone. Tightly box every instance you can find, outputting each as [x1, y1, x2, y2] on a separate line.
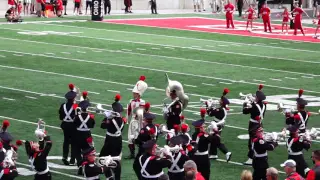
[103, 17, 320, 43]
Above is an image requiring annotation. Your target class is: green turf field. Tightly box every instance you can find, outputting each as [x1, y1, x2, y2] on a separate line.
[0, 14, 320, 180]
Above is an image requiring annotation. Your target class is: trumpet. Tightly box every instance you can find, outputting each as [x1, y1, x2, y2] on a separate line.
[34, 119, 46, 141]
[239, 92, 255, 108]
[96, 104, 120, 118]
[205, 121, 218, 135]
[159, 124, 175, 138]
[277, 102, 297, 115]
[156, 145, 181, 158]
[96, 155, 121, 168]
[200, 98, 219, 109]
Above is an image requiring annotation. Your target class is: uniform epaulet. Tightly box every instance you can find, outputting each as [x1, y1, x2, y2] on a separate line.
[150, 156, 157, 160]
[89, 114, 95, 119]
[294, 114, 300, 120]
[307, 112, 311, 116]
[197, 133, 204, 137]
[253, 138, 258, 142]
[263, 101, 268, 104]
[293, 137, 299, 142]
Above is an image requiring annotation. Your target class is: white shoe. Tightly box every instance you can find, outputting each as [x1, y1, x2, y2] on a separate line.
[243, 158, 252, 165]
[226, 152, 232, 162]
[209, 155, 218, 159]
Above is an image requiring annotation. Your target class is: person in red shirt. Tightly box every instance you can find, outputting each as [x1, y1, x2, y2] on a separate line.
[244, 4, 256, 31]
[55, 0, 63, 17]
[292, 3, 310, 36]
[281, 7, 291, 34]
[17, 1, 22, 16]
[224, 0, 235, 29]
[183, 160, 205, 180]
[73, 0, 81, 15]
[260, 3, 272, 33]
[281, 159, 305, 180]
[306, 150, 320, 180]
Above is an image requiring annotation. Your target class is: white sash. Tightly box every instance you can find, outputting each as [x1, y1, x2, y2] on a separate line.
[255, 103, 266, 120]
[252, 141, 268, 157]
[168, 152, 184, 173]
[77, 115, 90, 131]
[298, 112, 308, 130]
[63, 104, 74, 122]
[139, 156, 164, 178]
[106, 119, 124, 137]
[287, 138, 303, 155]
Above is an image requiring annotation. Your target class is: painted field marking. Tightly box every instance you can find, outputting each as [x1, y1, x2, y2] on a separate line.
[302, 76, 314, 79]
[25, 96, 37, 99]
[39, 22, 320, 54]
[1, 51, 320, 95]
[0, 20, 87, 25]
[61, 52, 71, 54]
[92, 50, 102, 52]
[202, 83, 216, 86]
[45, 53, 55, 55]
[270, 78, 282, 81]
[16, 162, 85, 179]
[164, 47, 175, 49]
[87, 91, 100, 95]
[107, 90, 120, 93]
[0, 115, 286, 174]
[0, 55, 5, 58]
[285, 77, 297, 80]
[121, 49, 132, 51]
[253, 79, 266, 82]
[77, 51, 86, 54]
[0, 37, 319, 77]
[151, 47, 160, 50]
[3, 97, 15, 101]
[219, 82, 233, 85]
[136, 48, 146, 51]
[13, 54, 23, 56]
[218, 45, 228, 47]
[184, 84, 197, 88]
[1, 27, 320, 66]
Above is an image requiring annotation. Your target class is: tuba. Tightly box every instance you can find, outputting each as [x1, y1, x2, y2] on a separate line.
[163, 73, 189, 117]
[127, 107, 144, 143]
[35, 119, 46, 141]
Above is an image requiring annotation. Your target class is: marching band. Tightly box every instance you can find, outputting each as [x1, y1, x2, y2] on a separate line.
[0, 74, 319, 180]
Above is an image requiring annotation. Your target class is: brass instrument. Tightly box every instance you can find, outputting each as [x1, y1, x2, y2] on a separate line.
[158, 124, 175, 138]
[128, 107, 144, 142]
[200, 98, 219, 110]
[205, 121, 218, 134]
[34, 119, 46, 141]
[239, 92, 255, 108]
[96, 155, 121, 168]
[96, 104, 120, 118]
[155, 145, 181, 158]
[277, 102, 297, 115]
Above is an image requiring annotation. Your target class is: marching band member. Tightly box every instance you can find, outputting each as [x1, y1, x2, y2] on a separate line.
[0, 120, 13, 151]
[0, 158, 18, 180]
[165, 124, 180, 145]
[73, 100, 95, 174]
[58, 85, 77, 165]
[243, 84, 267, 165]
[81, 147, 113, 180]
[25, 135, 52, 180]
[136, 140, 172, 180]
[224, 0, 235, 29]
[99, 94, 124, 180]
[133, 113, 158, 179]
[126, 75, 147, 159]
[0, 142, 5, 164]
[260, 3, 272, 33]
[286, 125, 311, 177]
[191, 109, 215, 180]
[286, 89, 311, 135]
[252, 127, 277, 180]
[164, 89, 183, 131]
[206, 88, 232, 161]
[167, 136, 189, 180]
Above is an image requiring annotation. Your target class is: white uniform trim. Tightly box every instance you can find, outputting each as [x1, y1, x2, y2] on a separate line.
[139, 156, 164, 178]
[214, 108, 227, 126]
[0, 170, 4, 179]
[85, 175, 99, 180]
[287, 138, 303, 155]
[168, 152, 184, 173]
[106, 119, 124, 137]
[63, 104, 74, 122]
[77, 115, 90, 131]
[194, 135, 208, 155]
[298, 112, 308, 131]
[250, 103, 266, 123]
[29, 156, 49, 175]
[252, 141, 268, 157]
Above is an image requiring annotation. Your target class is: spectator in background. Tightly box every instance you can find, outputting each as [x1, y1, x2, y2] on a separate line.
[185, 170, 196, 180]
[266, 167, 278, 180]
[306, 150, 320, 180]
[124, 0, 132, 13]
[85, 0, 92, 15]
[73, 0, 80, 15]
[104, 0, 111, 15]
[23, 0, 31, 15]
[17, 1, 23, 16]
[281, 159, 304, 180]
[183, 160, 205, 180]
[241, 170, 252, 180]
[62, 0, 67, 15]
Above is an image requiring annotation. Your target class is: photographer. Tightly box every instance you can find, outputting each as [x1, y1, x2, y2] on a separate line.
[5, 7, 21, 22]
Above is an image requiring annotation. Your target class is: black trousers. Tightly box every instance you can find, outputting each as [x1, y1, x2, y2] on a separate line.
[133, 156, 142, 180]
[258, 3, 263, 18]
[104, 0, 111, 14]
[192, 154, 210, 180]
[100, 135, 122, 157]
[34, 172, 52, 180]
[166, 118, 180, 130]
[252, 157, 268, 180]
[75, 132, 92, 167]
[150, 0, 157, 14]
[61, 123, 76, 161]
[248, 122, 261, 159]
[237, 0, 243, 16]
[288, 155, 309, 177]
[209, 134, 228, 156]
[168, 171, 184, 180]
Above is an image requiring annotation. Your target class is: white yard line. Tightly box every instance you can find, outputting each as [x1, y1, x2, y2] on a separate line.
[219, 82, 233, 85]
[3, 97, 15, 101]
[0, 37, 319, 77]
[106, 90, 120, 93]
[13, 54, 23, 56]
[202, 83, 216, 86]
[1, 27, 320, 66]
[253, 79, 266, 82]
[92, 50, 102, 52]
[45, 53, 55, 55]
[40, 22, 320, 54]
[284, 77, 297, 80]
[136, 48, 146, 51]
[1, 51, 320, 94]
[77, 51, 86, 54]
[121, 49, 132, 51]
[87, 91, 100, 94]
[151, 47, 160, 50]
[164, 47, 175, 49]
[25, 96, 37, 99]
[270, 78, 282, 81]
[0, 20, 87, 25]
[61, 52, 71, 54]
[0, 55, 5, 58]
[184, 84, 197, 88]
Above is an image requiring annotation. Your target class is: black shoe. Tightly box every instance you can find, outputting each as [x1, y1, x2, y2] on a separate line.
[77, 167, 83, 175]
[62, 158, 69, 165]
[69, 159, 76, 166]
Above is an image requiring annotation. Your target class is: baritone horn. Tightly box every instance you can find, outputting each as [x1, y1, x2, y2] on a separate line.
[95, 104, 120, 118]
[35, 119, 46, 141]
[96, 155, 121, 167]
[159, 124, 175, 137]
[127, 107, 144, 142]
